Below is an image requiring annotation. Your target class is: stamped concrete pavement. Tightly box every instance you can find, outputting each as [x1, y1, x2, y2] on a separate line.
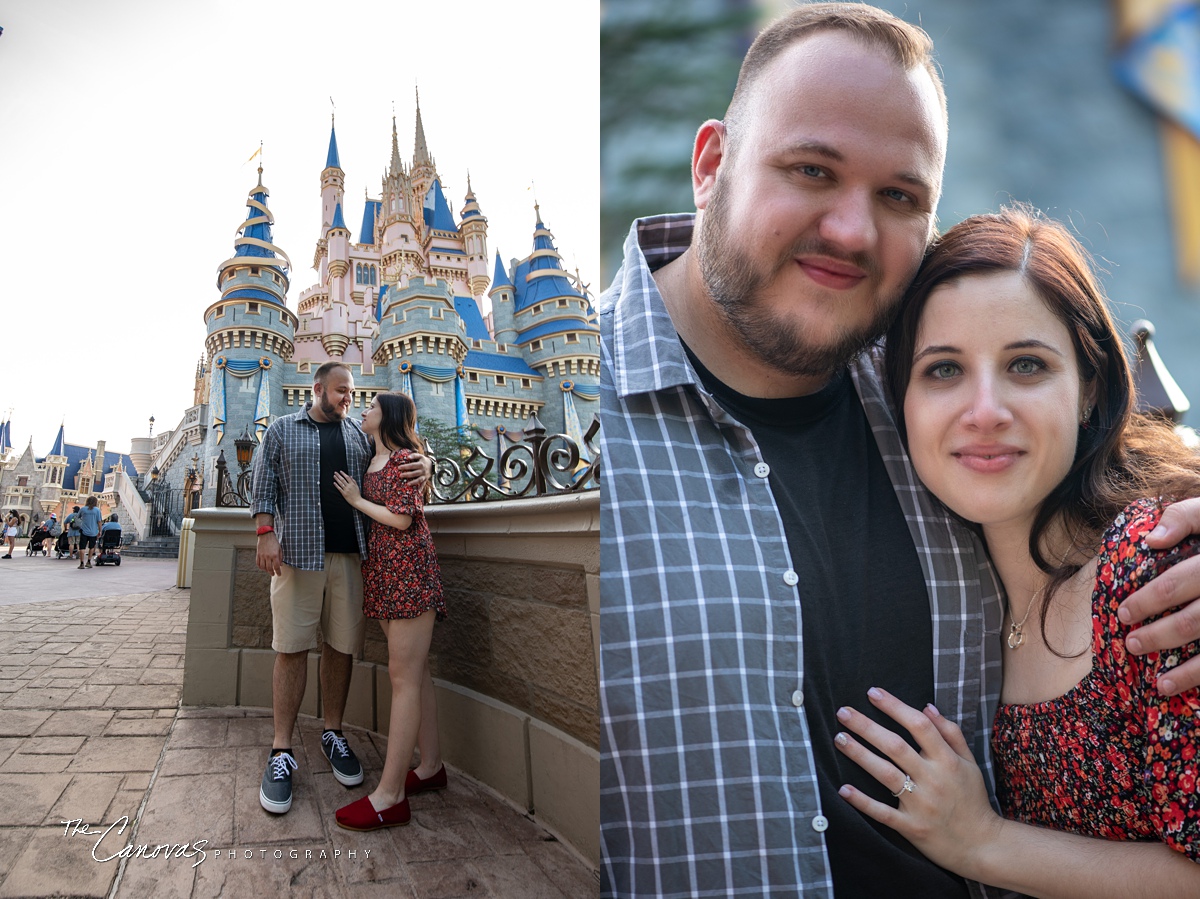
[0, 554, 598, 898]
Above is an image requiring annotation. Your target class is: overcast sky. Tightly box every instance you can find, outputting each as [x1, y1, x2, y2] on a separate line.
[0, 0, 599, 458]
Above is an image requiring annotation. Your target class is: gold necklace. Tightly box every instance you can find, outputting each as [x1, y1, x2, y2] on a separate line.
[1007, 586, 1048, 650]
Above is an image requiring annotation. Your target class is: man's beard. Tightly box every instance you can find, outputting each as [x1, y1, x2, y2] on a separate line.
[696, 177, 904, 379]
[318, 394, 346, 419]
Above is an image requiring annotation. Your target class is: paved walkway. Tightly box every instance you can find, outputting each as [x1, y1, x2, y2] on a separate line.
[0, 553, 598, 898]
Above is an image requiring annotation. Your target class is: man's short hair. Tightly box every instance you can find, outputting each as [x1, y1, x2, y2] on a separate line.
[313, 361, 351, 386]
[725, 2, 946, 144]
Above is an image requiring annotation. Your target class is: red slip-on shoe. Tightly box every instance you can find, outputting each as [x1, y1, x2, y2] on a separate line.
[404, 764, 448, 796]
[335, 794, 410, 831]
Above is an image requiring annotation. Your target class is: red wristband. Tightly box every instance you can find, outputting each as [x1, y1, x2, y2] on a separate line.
[256, 526, 275, 536]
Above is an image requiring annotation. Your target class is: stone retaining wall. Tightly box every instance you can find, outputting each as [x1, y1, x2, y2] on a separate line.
[182, 494, 599, 867]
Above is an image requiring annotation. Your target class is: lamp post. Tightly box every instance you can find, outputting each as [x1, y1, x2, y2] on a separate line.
[182, 454, 198, 518]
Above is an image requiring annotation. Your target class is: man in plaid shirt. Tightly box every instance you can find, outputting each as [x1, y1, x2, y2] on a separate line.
[600, 4, 1200, 897]
[252, 361, 429, 815]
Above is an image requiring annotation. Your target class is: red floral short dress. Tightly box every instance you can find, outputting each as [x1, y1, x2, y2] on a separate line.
[360, 449, 446, 621]
[993, 499, 1200, 859]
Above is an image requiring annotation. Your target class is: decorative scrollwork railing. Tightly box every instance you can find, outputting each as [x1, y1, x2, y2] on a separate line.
[430, 414, 600, 503]
[214, 413, 601, 508]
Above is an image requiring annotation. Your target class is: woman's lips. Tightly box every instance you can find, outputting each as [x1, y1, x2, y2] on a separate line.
[952, 446, 1024, 474]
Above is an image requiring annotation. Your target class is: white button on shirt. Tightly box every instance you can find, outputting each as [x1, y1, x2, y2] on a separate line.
[812, 815, 829, 833]
[791, 690, 804, 708]
[783, 569, 800, 586]
[754, 462, 770, 478]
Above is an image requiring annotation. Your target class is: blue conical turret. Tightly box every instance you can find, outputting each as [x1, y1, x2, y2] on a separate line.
[422, 179, 456, 233]
[330, 202, 348, 233]
[326, 120, 341, 170]
[214, 166, 291, 305]
[491, 251, 513, 291]
[49, 424, 65, 456]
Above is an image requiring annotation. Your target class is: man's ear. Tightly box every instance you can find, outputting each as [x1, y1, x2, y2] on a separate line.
[693, 119, 727, 211]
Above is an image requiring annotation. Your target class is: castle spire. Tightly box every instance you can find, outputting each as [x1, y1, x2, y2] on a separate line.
[326, 113, 342, 170]
[214, 165, 291, 301]
[49, 423, 65, 456]
[390, 114, 403, 175]
[413, 86, 431, 166]
[491, 251, 513, 290]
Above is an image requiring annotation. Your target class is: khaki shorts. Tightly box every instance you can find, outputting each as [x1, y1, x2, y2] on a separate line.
[270, 553, 365, 656]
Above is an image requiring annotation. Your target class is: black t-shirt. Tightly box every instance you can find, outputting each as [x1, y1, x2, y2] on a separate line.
[686, 347, 970, 899]
[315, 418, 360, 555]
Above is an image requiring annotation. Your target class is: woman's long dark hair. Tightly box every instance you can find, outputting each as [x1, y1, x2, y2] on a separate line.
[885, 203, 1200, 655]
[375, 392, 422, 455]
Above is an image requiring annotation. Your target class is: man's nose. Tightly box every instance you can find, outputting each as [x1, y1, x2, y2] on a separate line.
[818, 189, 877, 255]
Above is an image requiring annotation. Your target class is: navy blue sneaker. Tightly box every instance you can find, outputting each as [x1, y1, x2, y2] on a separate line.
[259, 750, 297, 814]
[321, 730, 364, 786]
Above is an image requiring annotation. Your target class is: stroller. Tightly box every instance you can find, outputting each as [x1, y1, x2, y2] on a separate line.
[54, 530, 71, 559]
[26, 525, 53, 556]
[94, 525, 122, 566]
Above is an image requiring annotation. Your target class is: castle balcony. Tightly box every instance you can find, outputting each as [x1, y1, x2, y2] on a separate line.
[374, 330, 469, 366]
[465, 396, 544, 421]
[204, 326, 294, 361]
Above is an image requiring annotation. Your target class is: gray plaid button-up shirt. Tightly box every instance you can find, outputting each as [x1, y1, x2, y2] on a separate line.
[250, 405, 371, 570]
[600, 215, 1008, 898]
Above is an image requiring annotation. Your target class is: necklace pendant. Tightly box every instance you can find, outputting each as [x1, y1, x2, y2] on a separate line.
[1007, 622, 1025, 649]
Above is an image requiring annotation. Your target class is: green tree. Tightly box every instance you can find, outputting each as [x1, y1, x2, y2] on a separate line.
[601, 0, 758, 283]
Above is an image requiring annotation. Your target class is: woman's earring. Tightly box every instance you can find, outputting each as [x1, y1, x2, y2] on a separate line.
[1080, 404, 1092, 428]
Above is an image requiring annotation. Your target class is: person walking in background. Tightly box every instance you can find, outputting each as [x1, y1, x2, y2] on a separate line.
[76, 496, 102, 569]
[251, 362, 431, 817]
[65, 505, 82, 559]
[2, 510, 18, 558]
[332, 391, 446, 831]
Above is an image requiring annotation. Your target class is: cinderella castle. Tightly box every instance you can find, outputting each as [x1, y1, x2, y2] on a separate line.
[0, 98, 599, 538]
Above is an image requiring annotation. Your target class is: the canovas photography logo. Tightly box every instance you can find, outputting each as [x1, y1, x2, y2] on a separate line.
[61, 817, 373, 868]
[62, 818, 209, 868]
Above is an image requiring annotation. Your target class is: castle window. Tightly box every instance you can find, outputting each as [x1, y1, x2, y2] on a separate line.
[530, 340, 542, 351]
[494, 375, 506, 386]
[273, 273, 281, 284]
[17, 477, 27, 487]
[214, 308, 224, 318]
[247, 303, 260, 314]
[370, 266, 377, 285]
[558, 299, 568, 307]
[566, 333, 579, 343]
[521, 378, 531, 389]
[472, 340, 482, 349]
[251, 267, 260, 276]
[467, 372, 479, 383]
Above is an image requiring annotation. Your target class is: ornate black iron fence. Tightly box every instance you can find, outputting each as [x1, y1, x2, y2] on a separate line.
[215, 414, 601, 508]
[148, 482, 184, 537]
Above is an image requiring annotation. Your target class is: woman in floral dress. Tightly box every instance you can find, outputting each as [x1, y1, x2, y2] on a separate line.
[834, 206, 1200, 893]
[331, 391, 447, 831]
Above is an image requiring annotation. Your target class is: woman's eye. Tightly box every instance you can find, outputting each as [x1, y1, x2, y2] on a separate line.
[928, 362, 959, 379]
[1012, 357, 1043, 375]
[796, 164, 824, 178]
